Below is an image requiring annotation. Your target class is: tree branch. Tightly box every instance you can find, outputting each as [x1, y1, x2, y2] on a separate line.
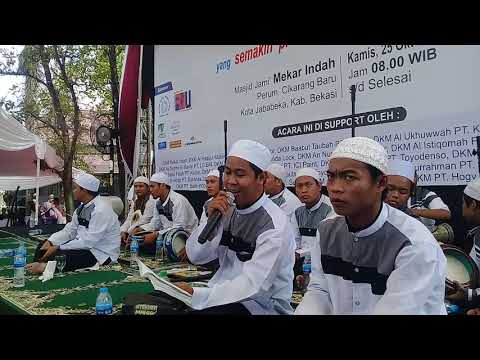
[0, 69, 48, 87]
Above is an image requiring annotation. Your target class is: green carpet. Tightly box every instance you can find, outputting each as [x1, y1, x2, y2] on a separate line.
[10, 270, 128, 292]
[40, 281, 154, 310]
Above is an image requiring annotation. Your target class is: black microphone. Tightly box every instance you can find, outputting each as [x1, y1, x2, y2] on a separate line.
[198, 192, 234, 244]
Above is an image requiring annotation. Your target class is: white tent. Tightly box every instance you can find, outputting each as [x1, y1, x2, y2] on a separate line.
[0, 107, 63, 224]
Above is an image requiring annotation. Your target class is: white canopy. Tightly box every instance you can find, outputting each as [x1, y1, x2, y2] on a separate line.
[0, 108, 63, 224]
[0, 107, 63, 190]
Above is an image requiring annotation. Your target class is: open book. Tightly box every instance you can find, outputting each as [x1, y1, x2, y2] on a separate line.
[136, 259, 192, 307]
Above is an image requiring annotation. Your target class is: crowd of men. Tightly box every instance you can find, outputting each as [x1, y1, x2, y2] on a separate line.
[23, 136, 480, 315]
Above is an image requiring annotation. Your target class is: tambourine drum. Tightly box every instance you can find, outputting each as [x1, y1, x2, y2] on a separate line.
[163, 228, 189, 261]
[432, 223, 455, 244]
[441, 244, 479, 294]
[100, 196, 124, 216]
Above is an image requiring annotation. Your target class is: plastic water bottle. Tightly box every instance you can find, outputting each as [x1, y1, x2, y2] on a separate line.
[18, 242, 27, 261]
[130, 238, 139, 269]
[0, 249, 15, 258]
[155, 235, 163, 261]
[28, 229, 42, 236]
[13, 245, 26, 288]
[95, 287, 113, 315]
[302, 254, 312, 293]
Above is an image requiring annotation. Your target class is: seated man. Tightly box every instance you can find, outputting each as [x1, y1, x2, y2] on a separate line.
[53, 197, 66, 224]
[446, 179, 480, 309]
[295, 137, 447, 315]
[264, 163, 302, 219]
[40, 195, 59, 225]
[120, 176, 155, 244]
[133, 172, 198, 255]
[175, 139, 295, 315]
[386, 159, 451, 231]
[26, 173, 121, 274]
[291, 167, 335, 254]
[410, 176, 451, 232]
[200, 169, 221, 223]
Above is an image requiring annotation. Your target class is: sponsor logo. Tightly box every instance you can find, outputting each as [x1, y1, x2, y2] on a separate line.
[175, 90, 192, 111]
[158, 96, 170, 117]
[154, 81, 173, 95]
[185, 135, 202, 146]
[155, 81, 173, 117]
[169, 140, 182, 149]
[157, 123, 166, 138]
[169, 120, 181, 136]
[158, 141, 167, 150]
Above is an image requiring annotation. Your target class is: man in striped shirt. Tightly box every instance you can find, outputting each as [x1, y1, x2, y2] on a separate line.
[295, 137, 446, 315]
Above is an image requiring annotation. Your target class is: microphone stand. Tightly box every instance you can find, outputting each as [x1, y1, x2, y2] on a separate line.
[199, 120, 228, 244]
[473, 136, 480, 178]
[217, 120, 228, 190]
[350, 85, 356, 137]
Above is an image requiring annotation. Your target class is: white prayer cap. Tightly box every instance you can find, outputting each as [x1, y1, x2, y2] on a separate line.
[228, 139, 271, 170]
[464, 179, 480, 201]
[150, 172, 170, 186]
[266, 163, 287, 183]
[74, 172, 100, 192]
[388, 159, 415, 182]
[133, 176, 150, 185]
[295, 167, 320, 183]
[207, 169, 220, 178]
[329, 137, 388, 174]
[48, 194, 55, 200]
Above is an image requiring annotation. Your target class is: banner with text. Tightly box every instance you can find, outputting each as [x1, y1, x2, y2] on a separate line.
[154, 45, 480, 190]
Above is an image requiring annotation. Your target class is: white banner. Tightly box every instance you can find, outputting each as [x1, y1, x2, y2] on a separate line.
[154, 45, 480, 190]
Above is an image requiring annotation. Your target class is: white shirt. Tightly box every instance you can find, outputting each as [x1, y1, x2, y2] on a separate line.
[199, 197, 213, 224]
[186, 193, 296, 315]
[49, 196, 121, 264]
[141, 190, 198, 234]
[408, 190, 450, 231]
[269, 187, 303, 219]
[120, 195, 156, 234]
[295, 203, 447, 315]
[468, 226, 480, 271]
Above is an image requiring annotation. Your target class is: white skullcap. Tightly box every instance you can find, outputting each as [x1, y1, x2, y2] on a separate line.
[207, 169, 220, 178]
[74, 172, 100, 192]
[48, 194, 55, 199]
[266, 163, 287, 183]
[329, 137, 388, 174]
[464, 179, 480, 201]
[295, 167, 320, 182]
[388, 159, 415, 182]
[133, 176, 150, 185]
[228, 139, 271, 170]
[150, 172, 170, 186]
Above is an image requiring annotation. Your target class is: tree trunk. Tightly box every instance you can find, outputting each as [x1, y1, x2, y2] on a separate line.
[62, 162, 74, 221]
[107, 45, 125, 209]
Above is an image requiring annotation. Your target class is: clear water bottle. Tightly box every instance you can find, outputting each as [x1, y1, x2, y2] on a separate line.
[155, 235, 163, 261]
[130, 238, 139, 269]
[0, 249, 15, 258]
[302, 254, 312, 293]
[28, 229, 42, 236]
[95, 287, 113, 315]
[13, 246, 26, 288]
[18, 242, 27, 261]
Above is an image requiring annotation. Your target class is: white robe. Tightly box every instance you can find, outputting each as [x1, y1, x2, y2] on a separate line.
[49, 196, 121, 264]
